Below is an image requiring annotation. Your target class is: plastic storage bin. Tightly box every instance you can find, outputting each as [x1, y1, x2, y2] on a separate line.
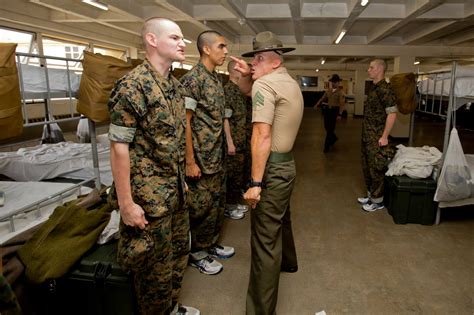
[58, 241, 136, 315]
[384, 175, 438, 225]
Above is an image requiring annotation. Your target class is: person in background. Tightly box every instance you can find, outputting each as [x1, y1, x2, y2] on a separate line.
[230, 31, 304, 315]
[223, 59, 253, 220]
[107, 17, 199, 315]
[358, 58, 398, 212]
[180, 30, 234, 276]
[314, 74, 345, 152]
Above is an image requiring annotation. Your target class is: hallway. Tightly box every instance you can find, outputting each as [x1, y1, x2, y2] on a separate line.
[179, 108, 474, 314]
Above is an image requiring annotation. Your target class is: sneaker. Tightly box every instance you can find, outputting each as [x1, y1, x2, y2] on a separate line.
[357, 196, 370, 205]
[208, 244, 235, 259]
[235, 204, 249, 213]
[189, 256, 223, 275]
[172, 304, 200, 315]
[362, 202, 384, 212]
[224, 208, 245, 220]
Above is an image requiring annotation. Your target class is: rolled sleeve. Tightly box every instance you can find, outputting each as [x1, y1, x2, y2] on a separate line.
[185, 97, 197, 111]
[225, 108, 233, 118]
[386, 106, 398, 114]
[108, 123, 135, 143]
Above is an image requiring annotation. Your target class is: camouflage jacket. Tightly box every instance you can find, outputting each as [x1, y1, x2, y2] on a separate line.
[107, 59, 186, 217]
[224, 80, 252, 152]
[181, 62, 225, 174]
[362, 79, 398, 142]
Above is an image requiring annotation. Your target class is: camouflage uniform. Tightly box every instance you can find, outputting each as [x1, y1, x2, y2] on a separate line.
[180, 62, 226, 252]
[107, 60, 189, 315]
[361, 80, 398, 202]
[224, 80, 252, 204]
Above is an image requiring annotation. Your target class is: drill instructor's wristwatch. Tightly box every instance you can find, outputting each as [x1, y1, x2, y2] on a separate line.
[248, 179, 264, 188]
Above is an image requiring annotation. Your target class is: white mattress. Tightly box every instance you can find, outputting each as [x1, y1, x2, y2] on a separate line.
[418, 66, 474, 111]
[18, 63, 82, 99]
[0, 141, 112, 186]
[418, 77, 474, 99]
[438, 154, 474, 208]
[0, 181, 90, 245]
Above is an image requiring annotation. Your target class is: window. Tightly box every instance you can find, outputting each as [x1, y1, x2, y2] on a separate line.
[0, 27, 34, 54]
[93, 46, 127, 60]
[42, 37, 87, 70]
[65, 46, 81, 59]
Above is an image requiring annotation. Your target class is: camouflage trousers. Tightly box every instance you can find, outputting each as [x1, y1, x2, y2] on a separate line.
[0, 275, 21, 315]
[247, 154, 297, 315]
[226, 152, 250, 204]
[361, 138, 386, 202]
[117, 203, 189, 315]
[186, 169, 226, 252]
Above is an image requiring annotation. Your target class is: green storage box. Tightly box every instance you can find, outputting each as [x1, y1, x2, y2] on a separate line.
[384, 175, 438, 225]
[60, 241, 136, 315]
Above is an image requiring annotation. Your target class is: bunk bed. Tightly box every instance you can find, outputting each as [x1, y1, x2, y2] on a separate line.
[417, 62, 474, 223]
[0, 51, 106, 243]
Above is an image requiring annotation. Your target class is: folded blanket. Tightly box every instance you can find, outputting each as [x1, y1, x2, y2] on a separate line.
[386, 144, 442, 179]
[17, 198, 111, 284]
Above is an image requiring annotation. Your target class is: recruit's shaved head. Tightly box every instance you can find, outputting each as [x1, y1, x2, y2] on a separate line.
[370, 58, 387, 72]
[197, 30, 223, 56]
[141, 18, 177, 49]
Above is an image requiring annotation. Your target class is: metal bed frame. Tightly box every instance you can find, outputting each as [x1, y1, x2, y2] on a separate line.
[0, 52, 103, 233]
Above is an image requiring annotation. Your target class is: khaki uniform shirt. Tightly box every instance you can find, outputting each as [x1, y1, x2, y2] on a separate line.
[252, 67, 303, 153]
[327, 88, 345, 108]
[107, 59, 186, 217]
[181, 62, 225, 174]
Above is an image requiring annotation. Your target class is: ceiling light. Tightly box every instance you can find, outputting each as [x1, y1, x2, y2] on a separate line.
[321, 58, 325, 65]
[335, 30, 346, 44]
[414, 61, 420, 65]
[183, 38, 192, 44]
[82, 0, 109, 11]
[361, 0, 369, 6]
[315, 69, 319, 72]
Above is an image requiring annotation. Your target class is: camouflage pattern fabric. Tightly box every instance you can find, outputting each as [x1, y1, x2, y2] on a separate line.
[118, 202, 189, 315]
[107, 59, 188, 315]
[224, 81, 253, 204]
[0, 275, 21, 314]
[108, 59, 187, 217]
[361, 80, 398, 200]
[186, 170, 226, 251]
[180, 62, 225, 174]
[226, 153, 246, 204]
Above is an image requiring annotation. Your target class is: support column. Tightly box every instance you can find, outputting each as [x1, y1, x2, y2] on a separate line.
[354, 68, 366, 116]
[391, 56, 416, 138]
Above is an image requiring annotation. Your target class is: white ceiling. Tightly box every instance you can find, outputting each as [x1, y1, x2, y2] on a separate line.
[1, 0, 473, 71]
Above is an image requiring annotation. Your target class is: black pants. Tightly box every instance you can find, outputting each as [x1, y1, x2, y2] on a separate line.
[323, 106, 339, 150]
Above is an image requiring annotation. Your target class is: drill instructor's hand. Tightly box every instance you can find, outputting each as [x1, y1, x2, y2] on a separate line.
[244, 187, 262, 209]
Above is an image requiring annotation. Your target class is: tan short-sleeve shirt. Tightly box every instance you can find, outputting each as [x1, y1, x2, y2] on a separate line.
[251, 67, 304, 153]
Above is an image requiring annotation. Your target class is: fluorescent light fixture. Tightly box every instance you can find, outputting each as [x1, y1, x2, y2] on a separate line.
[183, 38, 192, 44]
[335, 30, 346, 44]
[361, 0, 369, 6]
[414, 61, 420, 65]
[321, 58, 325, 65]
[82, 0, 109, 11]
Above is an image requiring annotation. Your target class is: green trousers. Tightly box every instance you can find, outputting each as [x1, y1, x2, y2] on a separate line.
[361, 139, 386, 203]
[246, 152, 297, 315]
[118, 198, 189, 314]
[186, 169, 226, 252]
